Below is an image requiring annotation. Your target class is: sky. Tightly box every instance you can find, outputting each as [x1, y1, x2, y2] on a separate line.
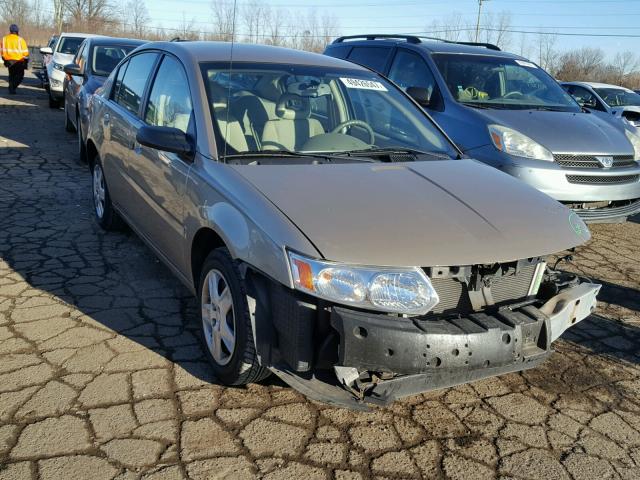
[144, 0, 640, 60]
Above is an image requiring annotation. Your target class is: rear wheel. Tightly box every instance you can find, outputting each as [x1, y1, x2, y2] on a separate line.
[199, 248, 270, 385]
[91, 158, 123, 231]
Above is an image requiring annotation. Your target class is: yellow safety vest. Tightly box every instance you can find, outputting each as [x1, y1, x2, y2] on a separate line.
[1, 34, 29, 61]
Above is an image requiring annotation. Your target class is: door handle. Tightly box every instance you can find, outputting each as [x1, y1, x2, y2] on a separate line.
[103, 113, 110, 124]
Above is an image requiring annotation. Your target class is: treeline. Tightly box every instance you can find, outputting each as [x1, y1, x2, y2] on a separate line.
[0, 0, 339, 52]
[2, 1, 639, 88]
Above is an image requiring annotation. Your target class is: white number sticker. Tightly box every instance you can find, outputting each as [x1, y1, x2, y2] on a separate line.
[515, 60, 537, 69]
[340, 77, 388, 91]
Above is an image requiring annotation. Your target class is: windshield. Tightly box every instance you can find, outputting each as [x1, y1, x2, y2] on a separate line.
[201, 62, 456, 159]
[92, 45, 136, 76]
[594, 88, 640, 107]
[57, 37, 84, 55]
[433, 54, 580, 112]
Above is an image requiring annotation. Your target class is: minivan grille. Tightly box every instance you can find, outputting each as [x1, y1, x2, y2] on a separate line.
[566, 174, 639, 185]
[428, 263, 537, 316]
[554, 154, 637, 169]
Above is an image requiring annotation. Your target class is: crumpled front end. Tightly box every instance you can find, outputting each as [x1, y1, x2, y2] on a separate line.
[256, 258, 600, 410]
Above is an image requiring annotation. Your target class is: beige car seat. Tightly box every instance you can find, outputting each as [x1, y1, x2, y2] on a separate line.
[261, 93, 325, 151]
[209, 83, 249, 153]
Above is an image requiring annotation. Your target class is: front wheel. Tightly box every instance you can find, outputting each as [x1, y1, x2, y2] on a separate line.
[64, 102, 75, 132]
[91, 158, 122, 231]
[199, 248, 270, 385]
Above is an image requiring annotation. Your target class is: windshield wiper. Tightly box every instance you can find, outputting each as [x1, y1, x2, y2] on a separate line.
[460, 101, 492, 109]
[340, 147, 452, 160]
[222, 149, 375, 163]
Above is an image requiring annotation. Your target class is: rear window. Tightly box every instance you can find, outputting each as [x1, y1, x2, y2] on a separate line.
[347, 47, 391, 73]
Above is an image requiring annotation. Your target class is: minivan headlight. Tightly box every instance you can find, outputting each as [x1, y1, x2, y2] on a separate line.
[287, 251, 439, 315]
[488, 124, 554, 161]
[625, 129, 640, 161]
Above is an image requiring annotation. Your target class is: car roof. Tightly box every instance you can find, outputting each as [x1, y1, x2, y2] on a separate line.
[136, 41, 370, 70]
[86, 37, 147, 47]
[562, 81, 634, 92]
[328, 36, 524, 59]
[58, 32, 104, 39]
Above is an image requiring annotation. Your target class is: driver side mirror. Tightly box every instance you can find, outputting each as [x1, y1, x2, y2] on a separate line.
[136, 125, 194, 157]
[407, 86, 431, 108]
[40, 47, 53, 55]
[64, 63, 83, 76]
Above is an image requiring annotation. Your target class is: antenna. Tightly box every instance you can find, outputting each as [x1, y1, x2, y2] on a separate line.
[223, 0, 238, 161]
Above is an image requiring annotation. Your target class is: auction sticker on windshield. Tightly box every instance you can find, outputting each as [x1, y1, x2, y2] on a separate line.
[340, 78, 388, 91]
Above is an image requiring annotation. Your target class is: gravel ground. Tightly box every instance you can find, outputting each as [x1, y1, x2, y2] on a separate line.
[0, 72, 639, 480]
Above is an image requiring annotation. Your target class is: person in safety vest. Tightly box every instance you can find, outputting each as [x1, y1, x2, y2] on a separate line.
[1, 24, 29, 94]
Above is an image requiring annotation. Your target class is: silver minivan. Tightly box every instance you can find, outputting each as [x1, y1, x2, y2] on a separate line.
[86, 41, 600, 409]
[325, 35, 640, 223]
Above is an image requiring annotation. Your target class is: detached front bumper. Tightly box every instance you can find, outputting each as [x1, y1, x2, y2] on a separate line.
[272, 282, 600, 409]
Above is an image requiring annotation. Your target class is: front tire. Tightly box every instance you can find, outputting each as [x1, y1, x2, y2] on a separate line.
[48, 91, 59, 109]
[64, 102, 75, 132]
[77, 113, 87, 163]
[91, 158, 122, 231]
[199, 248, 270, 385]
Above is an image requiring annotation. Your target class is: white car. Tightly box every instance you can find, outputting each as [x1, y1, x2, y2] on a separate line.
[40, 32, 101, 108]
[562, 81, 640, 130]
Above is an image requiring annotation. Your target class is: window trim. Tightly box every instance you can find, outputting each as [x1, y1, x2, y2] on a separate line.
[388, 48, 444, 112]
[142, 52, 197, 149]
[109, 51, 161, 120]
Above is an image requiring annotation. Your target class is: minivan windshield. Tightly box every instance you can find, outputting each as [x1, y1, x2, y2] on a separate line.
[57, 36, 84, 56]
[201, 62, 457, 159]
[594, 88, 640, 108]
[433, 54, 580, 112]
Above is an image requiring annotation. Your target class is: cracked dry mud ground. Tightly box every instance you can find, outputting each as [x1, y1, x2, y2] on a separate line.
[0, 73, 639, 480]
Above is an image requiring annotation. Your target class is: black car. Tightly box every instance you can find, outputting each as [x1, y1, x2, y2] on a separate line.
[63, 36, 147, 161]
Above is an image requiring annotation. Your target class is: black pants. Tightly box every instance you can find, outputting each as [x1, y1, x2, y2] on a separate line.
[5, 60, 26, 93]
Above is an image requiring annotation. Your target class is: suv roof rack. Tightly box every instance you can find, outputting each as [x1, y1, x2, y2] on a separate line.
[332, 34, 501, 51]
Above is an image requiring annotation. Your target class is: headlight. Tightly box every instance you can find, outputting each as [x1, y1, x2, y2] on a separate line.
[625, 129, 640, 161]
[488, 124, 554, 161]
[53, 62, 64, 71]
[287, 251, 439, 315]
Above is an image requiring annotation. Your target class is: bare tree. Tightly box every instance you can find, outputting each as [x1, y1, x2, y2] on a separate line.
[176, 13, 199, 40]
[556, 47, 606, 81]
[243, 0, 267, 43]
[537, 32, 558, 74]
[66, 0, 115, 32]
[611, 51, 640, 85]
[210, 0, 237, 41]
[124, 0, 149, 37]
[263, 7, 288, 46]
[427, 12, 464, 41]
[0, 0, 31, 28]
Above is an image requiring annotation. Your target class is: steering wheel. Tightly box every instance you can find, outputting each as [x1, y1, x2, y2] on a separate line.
[331, 120, 375, 145]
[503, 91, 525, 99]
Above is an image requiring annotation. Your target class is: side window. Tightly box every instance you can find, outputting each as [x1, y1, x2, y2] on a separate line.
[145, 56, 193, 134]
[76, 41, 89, 71]
[569, 86, 604, 111]
[112, 60, 128, 101]
[347, 47, 391, 73]
[115, 53, 158, 116]
[388, 50, 437, 94]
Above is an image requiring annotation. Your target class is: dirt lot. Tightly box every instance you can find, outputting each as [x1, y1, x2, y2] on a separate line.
[0, 72, 639, 480]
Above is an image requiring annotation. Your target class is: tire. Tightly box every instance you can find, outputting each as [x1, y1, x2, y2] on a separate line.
[91, 157, 123, 231]
[199, 248, 270, 386]
[64, 103, 75, 132]
[77, 113, 87, 163]
[48, 91, 59, 109]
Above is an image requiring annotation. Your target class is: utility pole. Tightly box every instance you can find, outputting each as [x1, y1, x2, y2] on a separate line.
[475, 0, 487, 42]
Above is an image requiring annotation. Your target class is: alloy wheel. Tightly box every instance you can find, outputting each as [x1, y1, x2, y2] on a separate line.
[201, 269, 236, 366]
[92, 164, 105, 219]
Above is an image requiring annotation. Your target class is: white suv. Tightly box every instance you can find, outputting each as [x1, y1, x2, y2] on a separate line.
[40, 32, 100, 108]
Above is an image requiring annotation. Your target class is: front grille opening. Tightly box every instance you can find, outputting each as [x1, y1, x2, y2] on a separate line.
[566, 174, 639, 185]
[554, 154, 637, 169]
[422, 260, 541, 319]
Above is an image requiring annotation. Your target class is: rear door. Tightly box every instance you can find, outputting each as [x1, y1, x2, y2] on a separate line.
[127, 54, 195, 273]
[102, 52, 159, 218]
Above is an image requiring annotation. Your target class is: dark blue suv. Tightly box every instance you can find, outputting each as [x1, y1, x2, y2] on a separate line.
[325, 35, 640, 223]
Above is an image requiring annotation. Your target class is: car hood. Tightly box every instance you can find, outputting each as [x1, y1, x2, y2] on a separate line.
[471, 109, 633, 155]
[231, 159, 589, 267]
[52, 52, 75, 65]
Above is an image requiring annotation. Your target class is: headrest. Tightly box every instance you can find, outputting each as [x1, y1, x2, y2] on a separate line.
[255, 76, 281, 102]
[210, 82, 230, 109]
[276, 93, 310, 120]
